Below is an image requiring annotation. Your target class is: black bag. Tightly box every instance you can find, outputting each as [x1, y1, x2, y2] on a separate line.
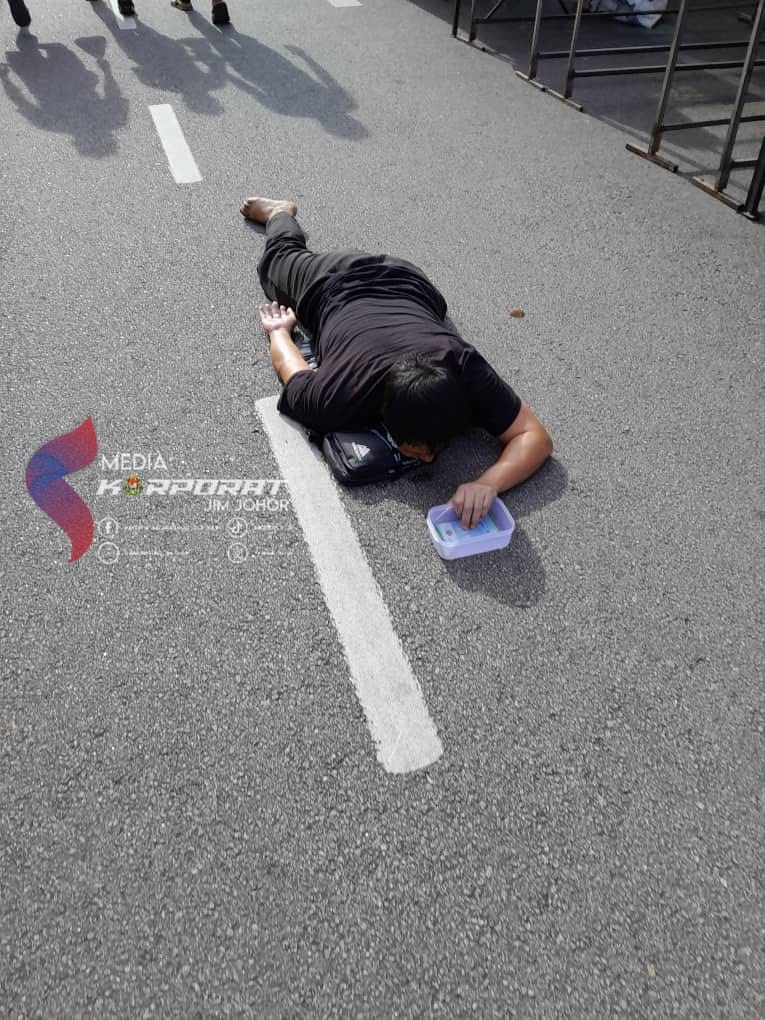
[320, 427, 420, 487]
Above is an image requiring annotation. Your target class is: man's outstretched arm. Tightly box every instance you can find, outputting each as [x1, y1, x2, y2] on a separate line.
[449, 402, 553, 528]
[258, 302, 311, 383]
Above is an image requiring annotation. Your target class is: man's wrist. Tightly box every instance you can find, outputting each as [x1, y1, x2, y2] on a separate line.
[474, 474, 500, 496]
[268, 326, 294, 343]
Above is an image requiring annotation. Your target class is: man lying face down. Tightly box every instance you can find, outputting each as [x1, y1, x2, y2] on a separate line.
[241, 196, 553, 529]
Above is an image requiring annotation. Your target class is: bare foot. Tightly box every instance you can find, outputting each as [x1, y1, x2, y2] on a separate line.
[239, 197, 298, 224]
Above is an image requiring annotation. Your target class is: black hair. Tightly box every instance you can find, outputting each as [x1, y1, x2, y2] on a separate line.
[381, 354, 471, 453]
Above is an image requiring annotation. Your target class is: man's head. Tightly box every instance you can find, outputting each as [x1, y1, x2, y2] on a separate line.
[381, 354, 471, 462]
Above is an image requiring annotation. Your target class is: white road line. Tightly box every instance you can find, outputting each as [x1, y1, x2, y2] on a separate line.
[108, 0, 137, 30]
[257, 396, 443, 774]
[327, 0, 363, 7]
[148, 104, 202, 185]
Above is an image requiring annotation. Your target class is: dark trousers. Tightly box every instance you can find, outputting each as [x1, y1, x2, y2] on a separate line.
[257, 213, 369, 336]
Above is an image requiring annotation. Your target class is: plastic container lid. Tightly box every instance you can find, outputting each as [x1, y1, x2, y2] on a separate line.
[426, 497, 515, 560]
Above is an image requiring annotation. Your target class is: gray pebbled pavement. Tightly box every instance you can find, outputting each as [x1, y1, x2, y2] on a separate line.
[1, 1, 763, 1017]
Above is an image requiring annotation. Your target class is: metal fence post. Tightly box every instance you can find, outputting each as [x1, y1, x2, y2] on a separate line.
[714, 0, 765, 191]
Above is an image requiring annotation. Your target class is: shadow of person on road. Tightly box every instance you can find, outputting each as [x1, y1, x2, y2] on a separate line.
[182, 11, 368, 139]
[0, 33, 127, 157]
[137, 6, 368, 139]
[85, 0, 225, 115]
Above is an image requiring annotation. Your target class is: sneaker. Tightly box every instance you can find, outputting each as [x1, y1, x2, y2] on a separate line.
[117, 0, 135, 15]
[7, 0, 31, 27]
[171, 1, 193, 10]
[211, 1, 229, 25]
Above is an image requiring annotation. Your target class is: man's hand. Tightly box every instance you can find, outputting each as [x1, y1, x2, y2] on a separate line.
[259, 302, 310, 385]
[449, 480, 498, 529]
[258, 301, 297, 335]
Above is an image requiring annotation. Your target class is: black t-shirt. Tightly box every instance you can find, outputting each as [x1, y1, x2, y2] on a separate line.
[277, 255, 522, 437]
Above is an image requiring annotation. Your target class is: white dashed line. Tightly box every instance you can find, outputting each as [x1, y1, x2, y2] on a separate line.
[327, 0, 363, 7]
[108, 0, 137, 30]
[148, 104, 202, 185]
[257, 396, 443, 774]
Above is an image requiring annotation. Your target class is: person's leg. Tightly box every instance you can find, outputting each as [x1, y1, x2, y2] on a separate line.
[241, 197, 368, 332]
[259, 216, 363, 313]
[7, 0, 31, 27]
[211, 0, 229, 24]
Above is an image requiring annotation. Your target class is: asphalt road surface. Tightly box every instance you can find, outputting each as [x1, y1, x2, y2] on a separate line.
[1, 1, 763, 1016]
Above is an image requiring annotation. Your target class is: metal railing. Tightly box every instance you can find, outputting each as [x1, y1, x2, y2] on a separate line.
[626, 0, 765, 219]
[450, 1, 765, 219]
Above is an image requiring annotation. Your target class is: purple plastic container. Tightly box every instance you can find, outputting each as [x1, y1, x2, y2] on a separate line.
[426, 497, 515, 560]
